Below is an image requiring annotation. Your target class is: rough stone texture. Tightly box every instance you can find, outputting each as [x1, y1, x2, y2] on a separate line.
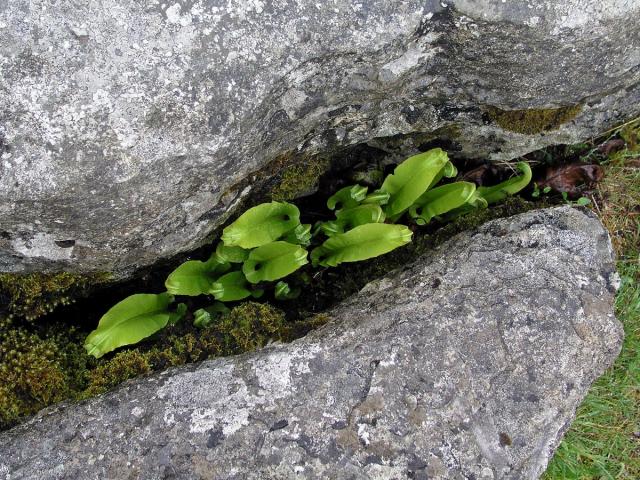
[1, 1, 639, 278]
[0, 207, 623, 479]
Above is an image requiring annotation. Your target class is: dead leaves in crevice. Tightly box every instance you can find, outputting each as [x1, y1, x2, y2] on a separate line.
[536, 163, 604, 198]
[597, 139, 626, 157]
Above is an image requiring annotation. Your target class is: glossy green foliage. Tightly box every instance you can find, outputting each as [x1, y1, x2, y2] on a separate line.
[313, 220, 344, 238]
[311, 223, 413, 267]
[442, 160, 458, 178]
[335, 204, 385, 229]
[193, 302, 230, 328]
[409, 182, 477, 225]
[85, 293, 186, 358]
[274, 281, 300, 300]
[425, 160, 458, 192]
[284, 224, 312, 246]
[327, 185, 368, 210]
[242, 241, 309, 283]
[165, 255, 230, 296]
[215, 243, 248, 263]
[221, 201, 300, 249]
[441, 191, 488, 220]
[381, 148, 449, 217]
[362, 189, 390, 206]
[210, 271, 252, 302]
[467, 192, 489, 208]
[476, 162, 532, 204]
[86, 148, 528, 359]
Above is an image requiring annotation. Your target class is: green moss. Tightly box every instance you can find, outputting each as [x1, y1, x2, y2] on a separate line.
[0, 195, 537, 431]
[0, 272, 111, 321]
[286, 313, 332, 339]
[81, 302, 290, 398]
[217, 302, 288, 352]
[0, 317, 88, 430]
[81, 331, 225, 398]
[270, 157, 331, 201]
[486, 104, 582, 135]
[82, 350, 151, 398]
[0, 298, 298, 428]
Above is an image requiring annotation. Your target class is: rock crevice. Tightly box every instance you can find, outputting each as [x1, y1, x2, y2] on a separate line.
[0, 207, 623, 479]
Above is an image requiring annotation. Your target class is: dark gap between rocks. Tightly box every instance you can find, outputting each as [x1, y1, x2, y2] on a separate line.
[37, 139, 553, 331]
[3, 135, 604, 431]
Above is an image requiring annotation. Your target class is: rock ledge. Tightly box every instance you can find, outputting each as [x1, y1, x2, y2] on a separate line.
[1, 0, 639, 277]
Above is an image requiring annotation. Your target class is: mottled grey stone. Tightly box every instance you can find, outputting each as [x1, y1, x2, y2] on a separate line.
[0, 207, 623, 479]
[0, 0, 639, 278]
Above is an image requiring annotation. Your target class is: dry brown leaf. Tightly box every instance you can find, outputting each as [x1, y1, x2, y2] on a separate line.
[537, 163, 604, 197]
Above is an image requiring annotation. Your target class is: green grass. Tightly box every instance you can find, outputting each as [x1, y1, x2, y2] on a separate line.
[544, 122, 640, 479]
[544, 265, 639, 479]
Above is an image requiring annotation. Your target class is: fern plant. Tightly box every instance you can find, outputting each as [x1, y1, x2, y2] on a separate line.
[84, 148, 531, 358]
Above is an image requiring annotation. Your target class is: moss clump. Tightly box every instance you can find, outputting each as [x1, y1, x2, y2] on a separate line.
[0, 298, 316, 429]
[82, 302, 290, 397]
[82, 350, 151, 398]
[286, 313, 331, 339]
[217, 302, 288, 352]
[0, 272, 110, 321]
[486, 104, 582, 135]
[270, 158, 331, 201]
[0, 317, 88, 430]
[82, 328, 228, 398]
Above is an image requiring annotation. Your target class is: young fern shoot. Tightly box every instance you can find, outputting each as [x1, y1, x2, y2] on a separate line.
[85, 149, 532, 358]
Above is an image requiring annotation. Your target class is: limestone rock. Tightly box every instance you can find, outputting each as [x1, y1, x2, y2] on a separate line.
[0, 207, 623, 479]
[1, 1, 639, 277]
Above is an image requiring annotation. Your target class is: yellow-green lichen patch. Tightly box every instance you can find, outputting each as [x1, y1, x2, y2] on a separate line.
[270, 156, 331, 201]
[486, 104, 582, 135]
[0, 272, 111, 321]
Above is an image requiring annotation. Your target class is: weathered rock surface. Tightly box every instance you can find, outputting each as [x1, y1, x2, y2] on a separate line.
[0, 207, 622, 479]
[1, 1, 639, 278]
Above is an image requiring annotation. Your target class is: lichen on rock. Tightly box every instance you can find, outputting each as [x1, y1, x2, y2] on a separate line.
[485, 104, 583, 135]
[270, 157, 331, 202]
[1, 0, 638, 280]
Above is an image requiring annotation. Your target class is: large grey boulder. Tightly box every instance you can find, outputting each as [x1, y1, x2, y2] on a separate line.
[0, 207, 623, 479]
[1, 1, 639, 278]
